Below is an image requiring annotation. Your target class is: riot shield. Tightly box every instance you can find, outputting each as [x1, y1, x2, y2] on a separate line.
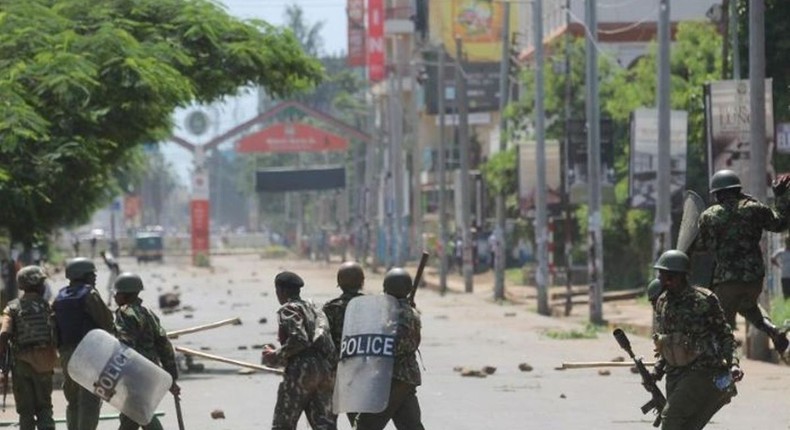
[333, 294, 399, 414]
[676, 190, 705, 252]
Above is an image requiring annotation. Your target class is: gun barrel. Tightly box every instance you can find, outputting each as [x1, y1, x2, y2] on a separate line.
[613, 328, 633, 353]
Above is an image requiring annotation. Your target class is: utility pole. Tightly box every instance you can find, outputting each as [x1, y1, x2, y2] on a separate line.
[456, 37, 474, 293]
[534, 0, 550, 316]
[438, 44, 449, 293]
[394, 64, 405, 267]
[409, 61, 423, 259]
[731, 0, 740, 80]
[585, 0, 604, 324]
[561, 0, 574, 316]
[655, 0, 671, 259]
[494, 1, 511, 301]
[748, 0, 770, 360]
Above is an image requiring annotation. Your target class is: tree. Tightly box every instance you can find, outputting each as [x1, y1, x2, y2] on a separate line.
[0, 0, 322, 246]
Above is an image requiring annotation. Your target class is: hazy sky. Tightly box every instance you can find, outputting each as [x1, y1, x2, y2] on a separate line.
[162, 0, 348, 183]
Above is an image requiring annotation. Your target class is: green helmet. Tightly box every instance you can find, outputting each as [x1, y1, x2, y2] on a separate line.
[383, 268, 412, 298]
[653, 250, 690, 273]
[16, 265, 47, 290]
[710, 169, 741, 193]
[646, 278, 662, 302]
[337, 261, 364, 290]
[114, 273, 144, 293]
[65, 257, 96, 280]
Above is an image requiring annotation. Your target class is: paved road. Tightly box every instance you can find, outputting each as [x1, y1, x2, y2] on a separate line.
[2, 254, 789, 429]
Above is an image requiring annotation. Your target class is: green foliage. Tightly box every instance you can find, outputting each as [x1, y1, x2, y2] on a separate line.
[260, 245, 292, 259]
[0, 0, 322, 244]
[770, 297, 790, 328]
[543, 323, 602, 340]
[480, 147, 517, 195]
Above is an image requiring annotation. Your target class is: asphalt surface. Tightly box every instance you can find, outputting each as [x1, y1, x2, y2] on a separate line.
[1, 253, 789, 429]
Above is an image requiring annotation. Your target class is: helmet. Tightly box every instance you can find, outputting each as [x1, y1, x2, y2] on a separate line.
[653, 250, 690, 273]
[383, 268, 412, 298]
[710, 169, 742, 193]
[65, 258, 96, 280]
[337, 261, 364, 290]
[646, 278, 662, 302]
[16, 265, 47, 290]
[114, 273, 144, 293]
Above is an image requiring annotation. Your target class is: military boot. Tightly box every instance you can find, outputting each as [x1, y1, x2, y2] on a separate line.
[758, 318, 789, 354]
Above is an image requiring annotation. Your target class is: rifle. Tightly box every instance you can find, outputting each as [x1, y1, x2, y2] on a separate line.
[613, 328, 666, 428]
[0, 340, 11, 412]
[408, 251, 430, 307]
[173, 392, 186, 430]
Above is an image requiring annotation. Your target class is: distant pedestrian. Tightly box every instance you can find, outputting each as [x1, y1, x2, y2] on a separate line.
[771, 235, 790, 299]
[261, 271, 337, 430]
[0, 266, 58, 430]
[113, 273, 180, 430]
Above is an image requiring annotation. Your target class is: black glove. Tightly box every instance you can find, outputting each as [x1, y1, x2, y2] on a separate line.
[773, 175, 790, 197]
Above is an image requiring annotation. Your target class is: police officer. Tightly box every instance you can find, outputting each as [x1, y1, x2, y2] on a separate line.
[354, 268, 425, 430]
[113, 273, 180, 430]
[323, 261, 365, 350]
[0, 266, 57, 430]
[53, 257, 113, 430]
[261, 271, 337, 430]
[652, 250, 742, 430]
[696, 169, 790, 353]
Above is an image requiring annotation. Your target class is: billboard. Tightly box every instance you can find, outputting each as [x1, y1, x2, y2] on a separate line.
[518, 139, 562, 209]
[704, 79, 774, 187]
[236, 123, 349, 153]
[367, 0, 385, 81]
[567, 119, 616, 204]
[424, 0, 518, 114]
[256, 167, 346, 192]
[629, 108, 688, 209]
[347, 0, 365, 67]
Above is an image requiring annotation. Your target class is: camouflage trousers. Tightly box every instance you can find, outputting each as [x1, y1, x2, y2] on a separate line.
[272, 358, 337, 430]
[712, 280, 768, 329]
[60, 349, 102, 430]
[12, 360, 54, 430]
[661, 367, 733, 430]
[354, 380, 425, 430]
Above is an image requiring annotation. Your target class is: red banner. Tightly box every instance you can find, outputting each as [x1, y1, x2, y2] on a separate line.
[191, 199, 210, 265]
[236, 122, 349, 153]
[347, 0, 366, 67]
[367, 0, 385, 81]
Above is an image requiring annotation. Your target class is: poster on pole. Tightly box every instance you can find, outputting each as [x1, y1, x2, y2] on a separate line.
[367, 0, 385, 82]
[704, 79, 774, 188]
[347, 0, 366, 67]
[628, 108, 688, 209]
[517, 139, 561, 210]
[566, 119, 616, 205]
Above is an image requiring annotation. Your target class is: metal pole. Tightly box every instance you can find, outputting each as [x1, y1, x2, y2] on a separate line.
[655, 0, 671, 259]
[585, 0, 604, 324]
[394, 66, 405, 267]
[731, 0, 740, 80]
[534, 0, 550, 316]
[748, 0, 770, 360]
[455, 37, 474, 293]
[438, 44, 449, 293]
[494, 1, 511, 301]
[409, 61, 422, 259]
[562, 0, 574, 316]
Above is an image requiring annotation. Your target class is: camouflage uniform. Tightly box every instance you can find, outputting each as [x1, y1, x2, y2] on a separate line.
[114, 298, 178, 430]
[270, 298, 337, 430]
[696, 193, 790, 329]
[322, 291, 363, 350]
[53, 283, 114, 430]
[355, 298, 425, 430]
[654, 285, 738, 430]
[0, 292, 58, 430]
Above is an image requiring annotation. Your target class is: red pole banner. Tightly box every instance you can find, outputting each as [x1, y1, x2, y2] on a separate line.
[367, 0, 385, 81]
[347, 0, 366, 67]
[191, 199, 210, 265]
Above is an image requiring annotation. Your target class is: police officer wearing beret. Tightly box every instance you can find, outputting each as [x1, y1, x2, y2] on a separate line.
[262, 271, 337, 430]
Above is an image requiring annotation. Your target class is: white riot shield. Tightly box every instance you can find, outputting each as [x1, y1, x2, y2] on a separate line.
[67, 329, 173, 425]
[333, 294, 399, 413]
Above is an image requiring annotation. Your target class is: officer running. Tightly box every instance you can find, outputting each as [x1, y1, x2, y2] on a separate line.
[53, 257, 114, 430]
[652, 250, 742, 429]
[354, 268, 425, 430]
[0, 266, 58, 430]
[261, 271, 337, 430]
[113, 272, 180, 430]
[695, 169, 790, 353]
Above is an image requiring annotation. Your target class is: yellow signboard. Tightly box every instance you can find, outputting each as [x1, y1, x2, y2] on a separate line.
[430, 0, 518, 62]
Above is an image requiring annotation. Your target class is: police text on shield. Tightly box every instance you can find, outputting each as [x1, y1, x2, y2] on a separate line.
[340, 334, 396, 359]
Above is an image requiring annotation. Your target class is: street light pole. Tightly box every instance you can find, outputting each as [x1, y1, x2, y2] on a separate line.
[534, 0, 550, 316]
[655, 0, 671, 259]
[455, 37, 474, 293]
[438, 44, 449, 293]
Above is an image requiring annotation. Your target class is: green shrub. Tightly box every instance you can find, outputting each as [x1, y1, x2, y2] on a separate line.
[261, 245, 291, 259]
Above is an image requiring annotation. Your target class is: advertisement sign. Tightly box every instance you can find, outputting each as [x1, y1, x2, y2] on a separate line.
[424, 59, 501, 114]
[347, 0, 366, 67]
[776, 122, 790, 154]
[518, 140, 561, 209]
[237, 123, 349, 153]
[429, 0, 517, 63]
[190, 199, 210, 265]
[567, 119, 616, 204]
[704, 79, 774, 186]
[256, 167, 346, 192]
[367, 0, 385, 81]
[629, 108, 688, 209]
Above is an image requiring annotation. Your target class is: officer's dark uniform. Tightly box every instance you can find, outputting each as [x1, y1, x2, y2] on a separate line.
[53, 258, 114, 430]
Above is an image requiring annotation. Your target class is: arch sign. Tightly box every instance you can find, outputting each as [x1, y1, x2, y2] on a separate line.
[237, 122, 349, 153]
